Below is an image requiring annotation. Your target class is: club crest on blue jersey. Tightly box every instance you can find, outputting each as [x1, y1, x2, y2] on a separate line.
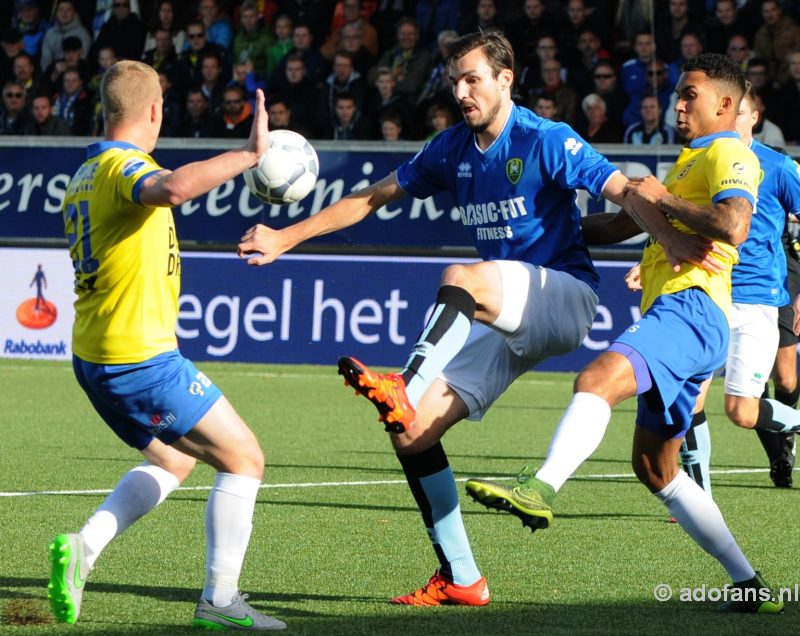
[506, 158, 523, 184]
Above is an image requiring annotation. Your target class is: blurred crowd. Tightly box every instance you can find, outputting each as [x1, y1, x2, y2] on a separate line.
[2, 0, 800, 145]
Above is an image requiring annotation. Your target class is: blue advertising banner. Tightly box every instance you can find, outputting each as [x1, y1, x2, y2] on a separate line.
[0, 247, 641, 372]
[175, 252, 641, 371]
[0, 138, 690, 249]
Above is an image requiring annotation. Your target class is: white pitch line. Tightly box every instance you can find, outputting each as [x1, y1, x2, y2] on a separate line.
[0, 468, 777, 498]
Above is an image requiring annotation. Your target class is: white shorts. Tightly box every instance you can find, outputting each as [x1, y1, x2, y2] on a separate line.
[724, 303, 779, 397]
[440, 262, 598, 420]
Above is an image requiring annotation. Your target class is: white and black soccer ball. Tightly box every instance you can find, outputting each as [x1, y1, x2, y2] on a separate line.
[244, 130, 319, 205]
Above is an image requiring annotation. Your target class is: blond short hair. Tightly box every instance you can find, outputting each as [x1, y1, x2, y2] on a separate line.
[101, 60, 161, 127]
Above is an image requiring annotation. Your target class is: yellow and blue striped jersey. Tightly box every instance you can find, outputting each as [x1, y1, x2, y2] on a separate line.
[63, 141, 180, 364]
[639, 132, 759, 317]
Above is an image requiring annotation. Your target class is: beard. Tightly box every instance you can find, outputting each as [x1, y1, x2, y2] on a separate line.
[463, 96, 502, 133]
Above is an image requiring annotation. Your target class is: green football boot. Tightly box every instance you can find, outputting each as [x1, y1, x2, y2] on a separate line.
[465, 467, 555, 532]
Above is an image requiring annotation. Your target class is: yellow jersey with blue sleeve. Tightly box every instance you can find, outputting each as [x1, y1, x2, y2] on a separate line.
[63, 141, 181, 364]
[639, 131, 759, 318]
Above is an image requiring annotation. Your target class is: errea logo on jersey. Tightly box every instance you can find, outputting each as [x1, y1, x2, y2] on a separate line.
[564, 138, 583, 156]
[457, 162, 473, 178]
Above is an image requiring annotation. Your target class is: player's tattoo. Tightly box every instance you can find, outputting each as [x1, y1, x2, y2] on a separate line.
[657, 195, 752, 245]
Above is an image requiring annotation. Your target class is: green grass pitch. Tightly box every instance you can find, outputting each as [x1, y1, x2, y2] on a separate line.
[0, 358, 797, 635]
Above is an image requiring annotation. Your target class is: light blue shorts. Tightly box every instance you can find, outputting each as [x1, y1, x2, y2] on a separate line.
[73, 349, 222, 449]
[611, 288, 728, 439]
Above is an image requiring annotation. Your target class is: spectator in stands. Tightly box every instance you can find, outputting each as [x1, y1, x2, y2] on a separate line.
[745, 57, 778, 117]
[590, 60, 628, 131]
[557, 0, 598, 67]
[142, 28, 178, 76]
[424, 101, 454, 139]
[459, 0, 504, 37]
[323, 51, 367, 121]
[568, 27, 609, 97]
[233, 1, 272, 70]
[143, 1, 186, 57]
[92, 0, 146, 62]
[726, 34, 754, 74]
[2, 29, 26, 87]
[179, 87, 211, 137]
[623, 93, 677, 144]
[24, 93, 71, 135]
[532, 92, 557, 119]
[576, 92, 623, 143]
[173, 21, 227, 95]
[755, 0, 800, 86]
[158, 69, 182, 137]
[705, 0, 753, 55]
[322, 0, 379, 60]
[622, 57, 673, 128]
[198, 0, 233, 52]
[771, 49, 800, 144]
[751, 88, 786, 148]
[12, 52, 44, 107]
[415, 28, 456, 113]
[280, 0, 336, 45]
[654, 0, 705, 64]
[87, 45, 116, 97]
[52, 68, 91, 135]
[515, 34, 560, 100]
[281, 53, 320, 138]
[326, 91, 369, 140]
[198, 51, 226, 116]
[613, 0, 654, 56]
[13, 0, 49, 60]
[620, 30, 655, 125]
[379, 109, 403, 141]
[44, 35, 89, 93]
[266, 14, 293, 79]
[529, 58, 578, 125]
[267, 96, 291, 130]
[338, 21, 376, 79]
[508, 0, 556, 71]
[228, 59, 265, 112]
[0, 80, 31, 134]
[211, 84, 253, 138]
[271, 22, 328, 91]
[40, 1, 91, 72]
[371, 18, 430, 102]
[667, 32, 703, 87]
[365, 64, 416, 140]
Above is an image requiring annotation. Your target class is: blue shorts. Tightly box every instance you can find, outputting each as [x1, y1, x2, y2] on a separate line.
[73, 350, 222, 450]
[609, 288, 728, 439]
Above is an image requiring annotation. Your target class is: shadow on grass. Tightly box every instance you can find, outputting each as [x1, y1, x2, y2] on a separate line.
[0, 580, 791, 636]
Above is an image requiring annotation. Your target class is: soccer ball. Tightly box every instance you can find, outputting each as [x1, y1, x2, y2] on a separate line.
[244, 130, 319, 205]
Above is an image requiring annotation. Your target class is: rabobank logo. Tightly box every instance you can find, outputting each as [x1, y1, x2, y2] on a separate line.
[16, 264, 57, 329]
[4, 339, 67, 355]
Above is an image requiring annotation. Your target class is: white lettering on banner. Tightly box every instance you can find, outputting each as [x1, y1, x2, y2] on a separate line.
[0, 173, 13, 211]
[311, 281, 409, 346]
[207, 179, 235, 217]
[178, 284, 294, 356]
[179, 198, 201, 217]
[45, 174, 69, 213]
[239, 185, 263, 217]
[17, 173, 44, 211]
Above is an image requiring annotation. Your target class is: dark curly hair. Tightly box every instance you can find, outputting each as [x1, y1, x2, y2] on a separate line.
[682, 53, 746, 100]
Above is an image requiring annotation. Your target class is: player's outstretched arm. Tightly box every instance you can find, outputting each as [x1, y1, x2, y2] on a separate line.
[237, 172, 407, 265]
[140, 89, 269, 208]
[625, 175, 751, 246]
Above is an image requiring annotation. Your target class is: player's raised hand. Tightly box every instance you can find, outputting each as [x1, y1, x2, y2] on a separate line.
[624, 263, 642, 291]
[661, 232, 726, 273]
[245, 88, 269, 163]
[238, 223, 287, 265]
[625, 175, 668, 205]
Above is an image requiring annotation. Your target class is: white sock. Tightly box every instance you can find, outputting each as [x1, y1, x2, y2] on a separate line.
[203, 472, 261, 607]
[536, 392, 611, 491]
[80, 463, 180, 568]
[656, 471, 755, 582]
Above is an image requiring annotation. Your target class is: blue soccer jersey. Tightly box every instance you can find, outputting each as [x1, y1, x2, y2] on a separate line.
[395, 105, 620, 292]
[733, 141, 800, 306]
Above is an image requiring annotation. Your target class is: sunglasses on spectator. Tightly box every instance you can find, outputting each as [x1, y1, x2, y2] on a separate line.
[594, 73, 614, 79]
[4, 92, 23, 98]
[648, 70, 666, 75]
[188, 32, 205, 39]
[729, 46, 746, 51]
[224, 99, 243, 105]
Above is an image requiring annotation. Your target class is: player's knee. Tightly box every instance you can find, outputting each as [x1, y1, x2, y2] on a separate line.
[723, 400, 758, 428]
[440, 263, 471, 289]
[169, 453, 197, 482]
[631, 455, 677, 493]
